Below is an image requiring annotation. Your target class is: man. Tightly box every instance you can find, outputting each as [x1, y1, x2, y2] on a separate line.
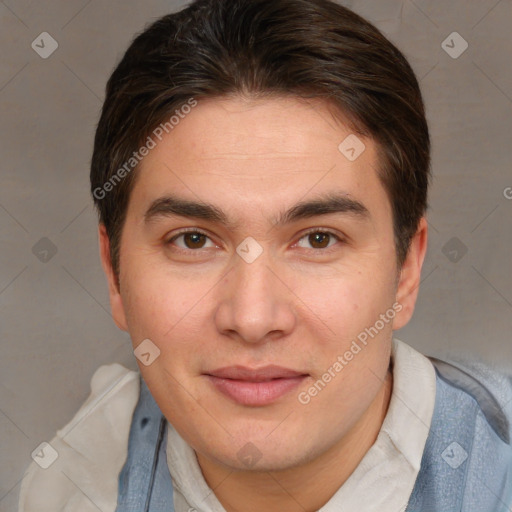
[19, 0, 512, 511]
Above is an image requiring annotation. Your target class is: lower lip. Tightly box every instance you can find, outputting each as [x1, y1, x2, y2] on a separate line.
[205, 375, 307, 406]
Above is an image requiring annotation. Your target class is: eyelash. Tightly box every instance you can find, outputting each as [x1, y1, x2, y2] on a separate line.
[165, 227, 344, 255]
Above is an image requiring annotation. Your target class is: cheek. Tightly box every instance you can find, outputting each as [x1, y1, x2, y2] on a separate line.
[120, 262, 214, 362]
[298, 268, 396, 401]
[120, 267, 178, 343]
[293, 265, 395, 339]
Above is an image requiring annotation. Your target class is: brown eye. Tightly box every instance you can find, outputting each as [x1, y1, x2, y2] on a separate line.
[296, 230, 342, 250]
[182, 232, 207, 249]
[309, 232, 330, 249]
[167, 230, 215, 251]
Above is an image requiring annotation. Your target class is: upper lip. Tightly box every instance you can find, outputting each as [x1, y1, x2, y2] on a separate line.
[205, 365, 307, 381]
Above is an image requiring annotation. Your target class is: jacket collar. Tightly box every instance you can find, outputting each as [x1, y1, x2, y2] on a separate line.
[115, 376, 174, 512]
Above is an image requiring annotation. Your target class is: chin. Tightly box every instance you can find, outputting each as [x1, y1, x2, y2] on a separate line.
[197, 427, 321, 473]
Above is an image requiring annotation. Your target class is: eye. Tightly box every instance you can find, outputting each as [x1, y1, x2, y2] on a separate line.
[295, 229, 343, 251]
[166, 229, 217, 251]
[165, 227, 344, 254]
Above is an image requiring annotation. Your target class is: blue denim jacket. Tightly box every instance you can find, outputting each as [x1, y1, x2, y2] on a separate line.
[115, 358, 512, 512]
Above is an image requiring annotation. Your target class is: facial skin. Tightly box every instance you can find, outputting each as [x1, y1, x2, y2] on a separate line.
[99, 96, 427, 512]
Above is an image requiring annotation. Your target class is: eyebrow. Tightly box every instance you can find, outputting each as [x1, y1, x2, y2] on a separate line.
[144, 192, 370, 229]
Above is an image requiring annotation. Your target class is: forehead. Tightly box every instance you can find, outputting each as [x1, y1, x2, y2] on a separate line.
[130, 96, 391, 225]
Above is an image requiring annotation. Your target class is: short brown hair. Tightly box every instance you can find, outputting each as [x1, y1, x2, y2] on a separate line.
[90, 0, 431, 282]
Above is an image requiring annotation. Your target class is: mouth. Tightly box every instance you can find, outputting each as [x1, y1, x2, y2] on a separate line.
[204, 365, 309, 406]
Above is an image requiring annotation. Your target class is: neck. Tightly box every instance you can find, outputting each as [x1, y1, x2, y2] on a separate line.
[196, 367, 394, 512]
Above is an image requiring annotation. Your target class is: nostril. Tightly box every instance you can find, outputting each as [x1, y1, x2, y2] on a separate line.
[140, 417, 149, 428]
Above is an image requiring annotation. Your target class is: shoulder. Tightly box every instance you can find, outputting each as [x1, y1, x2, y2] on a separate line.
[405, 351, 512, 511]
[429, 355, 512, 444]
[18, 363, 140, 512]
[417, 354, 512, 508]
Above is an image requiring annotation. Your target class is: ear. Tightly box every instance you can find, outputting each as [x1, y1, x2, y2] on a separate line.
[98, 224, 128, 332]
[393, 217, 428, 330]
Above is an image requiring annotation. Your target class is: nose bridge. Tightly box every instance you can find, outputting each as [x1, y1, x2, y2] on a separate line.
[215, 243, 295, 343]
[235, 246, 275, 307]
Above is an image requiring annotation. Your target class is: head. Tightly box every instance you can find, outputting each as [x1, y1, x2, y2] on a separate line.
[91, 0, 430, 472]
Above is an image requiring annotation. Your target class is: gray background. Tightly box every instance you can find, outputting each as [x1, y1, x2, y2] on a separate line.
[1, 0, 511, 509]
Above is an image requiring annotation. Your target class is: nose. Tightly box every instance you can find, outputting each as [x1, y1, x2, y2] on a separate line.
[214, 247, 297, 344]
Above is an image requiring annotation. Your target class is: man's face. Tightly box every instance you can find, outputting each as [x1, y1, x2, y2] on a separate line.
[101, 96, 421, 472]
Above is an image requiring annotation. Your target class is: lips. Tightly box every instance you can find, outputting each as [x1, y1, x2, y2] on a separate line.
[204, 365, 308, 406]
[206, 365, 307, 381]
